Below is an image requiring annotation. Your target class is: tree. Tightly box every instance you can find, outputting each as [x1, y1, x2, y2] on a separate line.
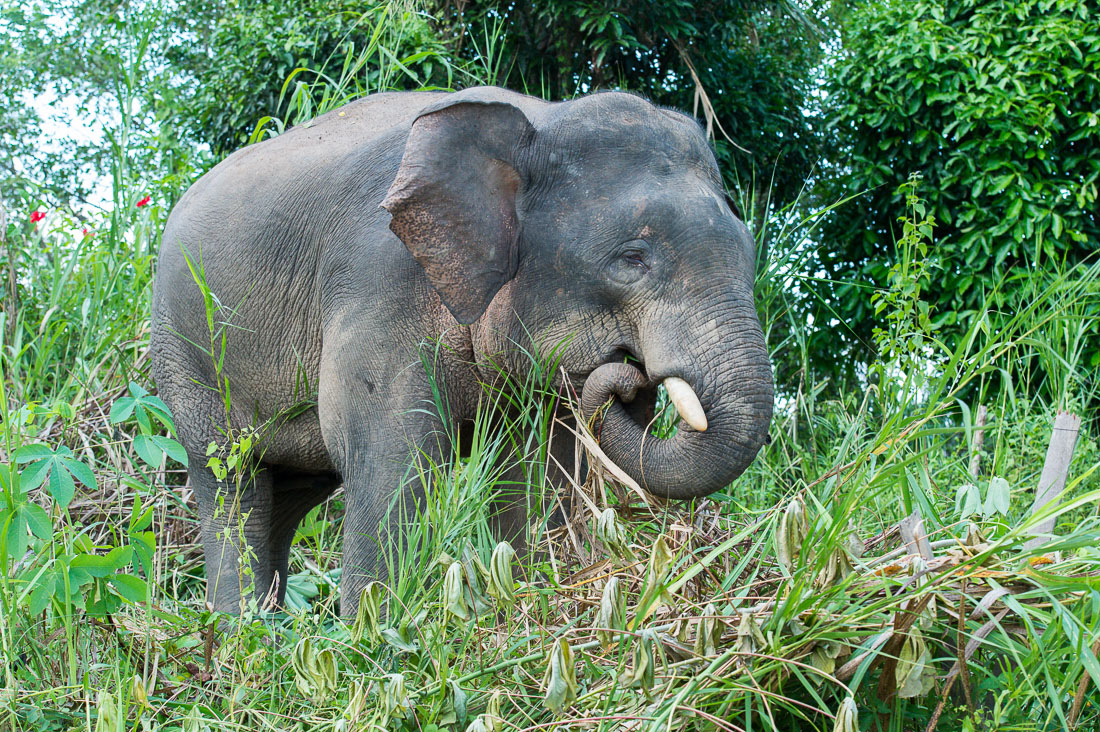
[431, 0, 834, 222]
[816, 0, 1100, 374]
[167, 0, 451, 155]
[0, 0, 452, 207]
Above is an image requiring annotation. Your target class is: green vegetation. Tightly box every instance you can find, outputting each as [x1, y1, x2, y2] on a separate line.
[817, 0, 1100, 377]
[2, 1, 1098, 731]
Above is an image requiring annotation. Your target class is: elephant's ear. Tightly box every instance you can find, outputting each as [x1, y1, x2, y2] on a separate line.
[382, 99, 535, 325]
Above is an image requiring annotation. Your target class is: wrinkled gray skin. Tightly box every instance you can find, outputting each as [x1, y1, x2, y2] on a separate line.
[151, 87, 774, 616]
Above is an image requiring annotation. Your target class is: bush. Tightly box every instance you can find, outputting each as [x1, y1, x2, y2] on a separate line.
[816, 0, 1100, 374]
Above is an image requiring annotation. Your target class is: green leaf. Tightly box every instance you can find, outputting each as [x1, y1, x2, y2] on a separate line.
[151, 435, 188, 466]
[132, 434, 162, 467]
[48, 465, 76, 509]
[19, 460, 50, 492]
[72, 547, 133, 578]
[108, 574, 148, 603]
[985, 476, 1011, 516]
[109, 397, 136, 424]
[22, 503, 52, 540]
[28, 577, 54, 616]
[59, 457, 96, 490]
[4, 511, 28, 560]
[14, 444, 53, 463]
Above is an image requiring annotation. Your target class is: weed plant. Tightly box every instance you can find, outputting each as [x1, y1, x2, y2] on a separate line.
[1, 5, 1099, 732]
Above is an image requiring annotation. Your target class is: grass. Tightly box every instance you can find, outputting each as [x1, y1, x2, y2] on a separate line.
[3, 5, 1100, 732]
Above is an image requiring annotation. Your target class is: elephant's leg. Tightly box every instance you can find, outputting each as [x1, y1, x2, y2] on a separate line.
[190, 456, 278, 613]
[490, 421, 577, 554]
[267, 469, 342, 605]
[338, 429, 449, 616]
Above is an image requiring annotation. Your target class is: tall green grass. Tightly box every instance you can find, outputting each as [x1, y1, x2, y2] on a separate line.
[2, 3, 1099, 731]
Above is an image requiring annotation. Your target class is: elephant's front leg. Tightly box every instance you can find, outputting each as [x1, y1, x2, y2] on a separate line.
[337, 434, 447, 615]
[319, 357, 455, 616]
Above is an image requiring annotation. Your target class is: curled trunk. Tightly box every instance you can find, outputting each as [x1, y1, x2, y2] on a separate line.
[581, 349, 773, 499]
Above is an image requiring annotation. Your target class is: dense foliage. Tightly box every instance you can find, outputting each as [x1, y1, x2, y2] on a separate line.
[434, 0, 832, 221]
[170, 0, 451, 153]
[817, 0, 1100, 375]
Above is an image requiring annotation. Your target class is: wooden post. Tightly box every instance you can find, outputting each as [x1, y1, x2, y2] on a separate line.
[968, 405, 987, 478]
[1024, 411, 1082, 551]
[900, 509, 934, 561]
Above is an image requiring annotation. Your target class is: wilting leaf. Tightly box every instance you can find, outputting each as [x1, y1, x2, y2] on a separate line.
[443, 561, 470, 621]
[343, 677, 368, 727]
[776, 498, 809, 573]
[636, 534, 675, 619]
[314, 648, 337, 699]
[809, 638, 846, 679]
[182, 706, 212, 732]
[94, 690, 118, 732]
[815, 547, 854, 590]
[488, 542, 516, 606]
[833, 696, 859, 732]
[735, 611, 767, 655]
[130, 675, 148, 708]
[895, 627, 935, 698]
[543, 638, 578, 713]
[985, 476, 1011, 516]
[440, 678, 468, 726]
[693, 603, 722, 657]
[466, 717, 494, 732]
[956, 482, 981, 518]
[351, 582, 384, 645]
[596, 507, 630, 559]
[382, 673, 412, 720]
[595, 576, 624, 651]
[291, 638, 315, 697]
[291, 638, 338, 701]
[621, 628, 659, 696]
[466, 690, 503, 732]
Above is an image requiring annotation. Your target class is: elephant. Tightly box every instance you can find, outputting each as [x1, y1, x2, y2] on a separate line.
[150, 86, 774, 616]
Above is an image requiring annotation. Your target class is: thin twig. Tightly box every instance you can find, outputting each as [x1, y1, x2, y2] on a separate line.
[1069, 637, 1100, 728]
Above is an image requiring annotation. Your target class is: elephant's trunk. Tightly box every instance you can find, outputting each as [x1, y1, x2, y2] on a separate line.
[580, 322, 773, 499]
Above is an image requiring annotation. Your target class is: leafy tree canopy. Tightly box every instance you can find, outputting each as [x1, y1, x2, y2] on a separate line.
[432, 0, 834, 217]
[815, 0, 1100, 374]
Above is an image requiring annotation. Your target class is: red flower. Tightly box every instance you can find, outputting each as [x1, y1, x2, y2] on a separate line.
[82, 228, 92, 238]
[30, 210, 45, 223]
[136, 195, 151, 207]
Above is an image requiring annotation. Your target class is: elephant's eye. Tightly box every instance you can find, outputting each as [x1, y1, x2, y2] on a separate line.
[607, 240, 652, 285]
[621, 249, 649, 269]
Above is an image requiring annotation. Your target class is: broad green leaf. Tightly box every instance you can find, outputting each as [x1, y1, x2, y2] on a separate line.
[18, 460, 50, 492]
[47, 465, 76, 509]
[22, 503, 52, 540]
[133, 434, 162, 467]
[152, 435, 188, 466]
[985, 476, 1011, 516]
[109, 397, 136, 424]
[4, 511, 28, 560]
[14, 444, 53, 463]
[59, 457, 96, 490]
[109, 574, 148, 603]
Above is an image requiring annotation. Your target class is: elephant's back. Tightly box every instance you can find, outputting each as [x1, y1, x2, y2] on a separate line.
[151, 92, 447, 454]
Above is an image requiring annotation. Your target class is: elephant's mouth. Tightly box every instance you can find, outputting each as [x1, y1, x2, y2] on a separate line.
[575, 349, 708, 434]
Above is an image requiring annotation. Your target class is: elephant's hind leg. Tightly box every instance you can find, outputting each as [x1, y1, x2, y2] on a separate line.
[190, 456, 280, 613]
[268, 469, 341, 602]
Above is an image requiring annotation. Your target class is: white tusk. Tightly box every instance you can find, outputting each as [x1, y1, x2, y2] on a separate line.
[663, 377, 708, 432]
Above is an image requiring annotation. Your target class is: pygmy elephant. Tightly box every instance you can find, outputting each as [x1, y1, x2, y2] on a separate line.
[150, 86, 774, 616]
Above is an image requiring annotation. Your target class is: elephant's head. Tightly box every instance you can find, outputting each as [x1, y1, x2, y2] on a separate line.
[382, 88, 774, 499]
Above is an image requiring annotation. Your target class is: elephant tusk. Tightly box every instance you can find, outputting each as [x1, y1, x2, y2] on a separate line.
[663, 377, 708, 432]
